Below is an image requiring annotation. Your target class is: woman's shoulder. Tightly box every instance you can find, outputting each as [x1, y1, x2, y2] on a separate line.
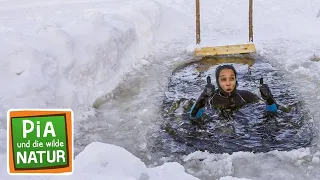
[237, 89, 256, 95]
[237, 89, 260, 102]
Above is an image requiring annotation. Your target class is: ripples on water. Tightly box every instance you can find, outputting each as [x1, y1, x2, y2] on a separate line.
[153, 58, 314, 155]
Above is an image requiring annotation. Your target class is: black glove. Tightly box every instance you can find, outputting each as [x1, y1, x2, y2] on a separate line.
[203, 76, 215, 96]
[202, 83, 215, 98]
[259, 78, 275, 105]
[190, 76, 215, 117]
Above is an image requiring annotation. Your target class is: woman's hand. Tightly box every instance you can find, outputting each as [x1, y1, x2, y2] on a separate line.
[260, 84, 272, 100]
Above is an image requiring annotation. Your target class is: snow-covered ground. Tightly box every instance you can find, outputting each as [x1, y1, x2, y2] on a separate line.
[0, 0, 320, 179]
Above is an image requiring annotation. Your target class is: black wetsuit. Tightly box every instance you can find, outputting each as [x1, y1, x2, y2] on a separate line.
[210, 89, 260, 110]
[190, 88, 262, 118]
[189, 65, 278, 119]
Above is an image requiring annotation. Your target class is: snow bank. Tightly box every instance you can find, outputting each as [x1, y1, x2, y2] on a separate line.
[0, 129, 6, 153]
[183, 148, 320, 180]
[0, 142, 200, 180]
[219, 177, 251, 180]
[0, 0, 161, 125]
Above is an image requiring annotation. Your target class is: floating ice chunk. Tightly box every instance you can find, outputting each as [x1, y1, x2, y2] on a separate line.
[311, 157, 320, 164]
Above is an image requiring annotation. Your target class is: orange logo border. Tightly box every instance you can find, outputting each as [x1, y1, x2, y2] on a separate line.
[7, 109, 73, 175]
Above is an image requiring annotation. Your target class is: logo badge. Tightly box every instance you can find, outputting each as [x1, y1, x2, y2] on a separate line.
[7, 109, 73, 175]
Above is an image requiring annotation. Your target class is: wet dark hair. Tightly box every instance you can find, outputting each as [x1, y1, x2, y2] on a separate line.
[215, 64, 238, 91]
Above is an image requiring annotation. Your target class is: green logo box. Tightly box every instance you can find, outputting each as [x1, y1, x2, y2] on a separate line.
[8, 109, 73, 175]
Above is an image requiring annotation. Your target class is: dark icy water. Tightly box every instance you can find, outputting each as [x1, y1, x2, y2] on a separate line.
[153, 57, 314, 155]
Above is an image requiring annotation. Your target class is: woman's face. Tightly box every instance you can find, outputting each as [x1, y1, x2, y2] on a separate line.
[218, 68, 236, 94]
